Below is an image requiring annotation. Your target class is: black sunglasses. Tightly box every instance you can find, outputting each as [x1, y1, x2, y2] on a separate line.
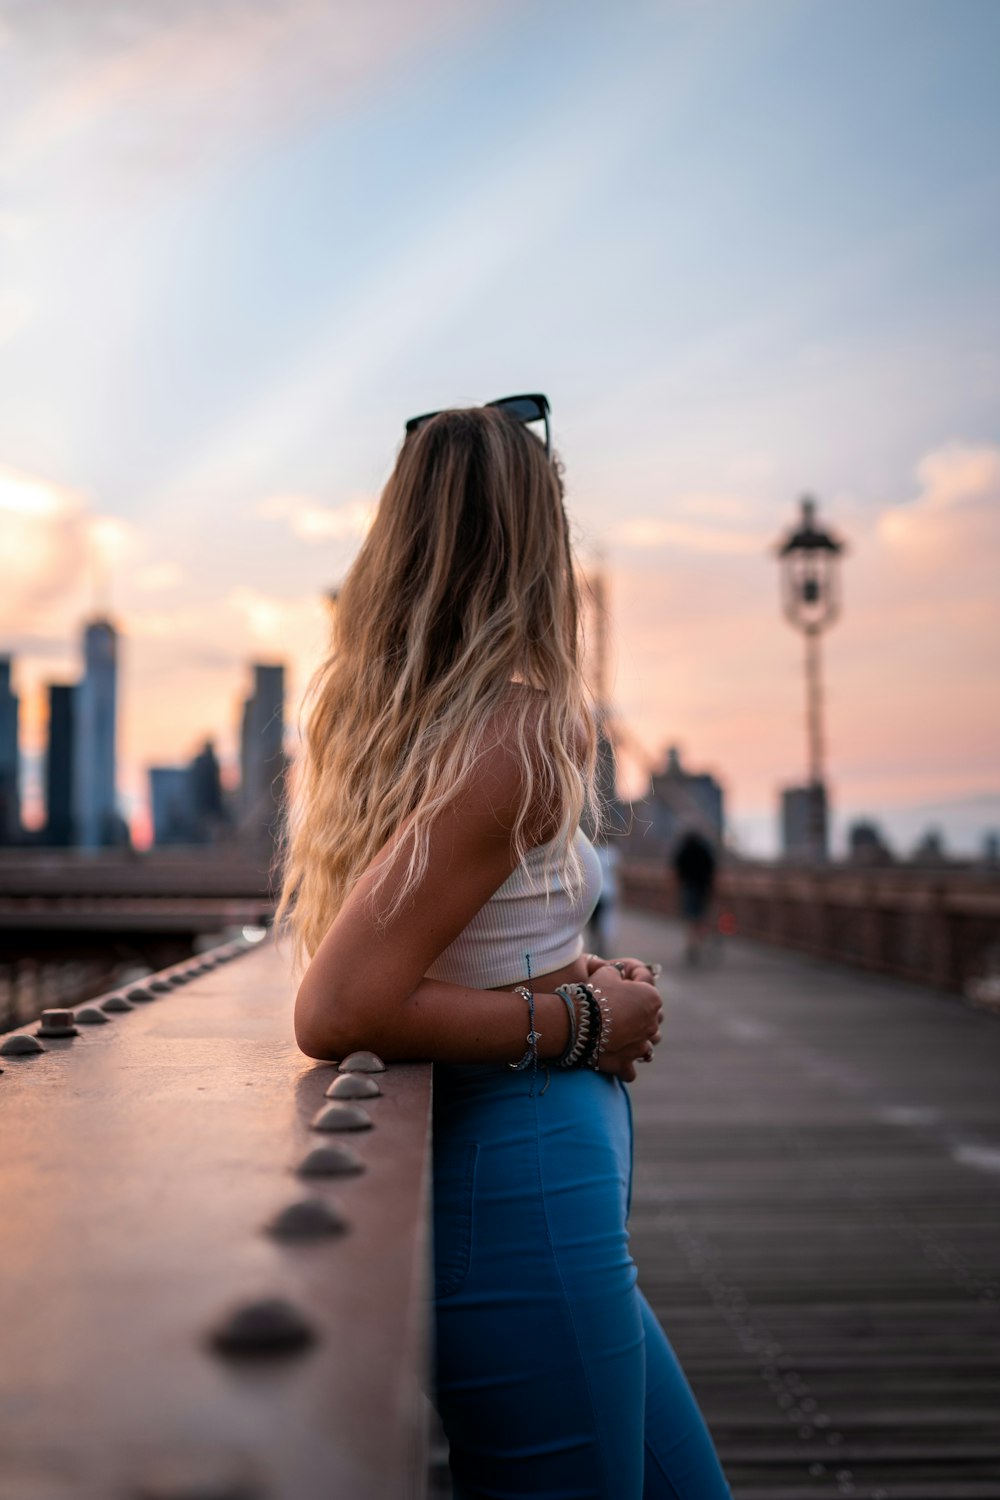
[404, 393, 552, 457]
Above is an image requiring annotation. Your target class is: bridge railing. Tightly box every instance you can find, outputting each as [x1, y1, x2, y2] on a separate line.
[622, 859, 1000, 998]
[0, 934, 433, 1499]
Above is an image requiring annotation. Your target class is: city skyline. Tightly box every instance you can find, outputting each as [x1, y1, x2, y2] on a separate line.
[1, 2, 998, 852]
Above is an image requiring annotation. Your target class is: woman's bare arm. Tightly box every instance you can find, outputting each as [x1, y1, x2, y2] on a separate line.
[294, 734, 661, 1070]
[294, 735, 560, 1061]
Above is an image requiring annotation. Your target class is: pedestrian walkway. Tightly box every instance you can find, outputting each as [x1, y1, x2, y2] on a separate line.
[619, 909, 1000, 1500]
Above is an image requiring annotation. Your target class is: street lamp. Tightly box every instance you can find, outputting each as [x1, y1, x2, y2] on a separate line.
[775, 496, 846, 860]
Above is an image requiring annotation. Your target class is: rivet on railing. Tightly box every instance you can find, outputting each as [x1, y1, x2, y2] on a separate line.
[128, 986, 156, 1003]
[36, 1008, 78, 1039]
[101, 995, 133, 1013]
[0, 1033, 45, 1057]
[338, 1050, 386, 1074]
[326, 1073, 381, 1100]
[310, 1101, 373, 1133]
[167, 973, 188, 986]
[76, 1006, 111, 1025]
[265, 1197, 349, 1240]
[149, 979, 172, 994]
[296, 1143, 365, 1178]
[208, 1296, 317, 1357]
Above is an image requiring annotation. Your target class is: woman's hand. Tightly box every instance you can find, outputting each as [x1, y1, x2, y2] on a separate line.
[586, 964, 664, 1083]
[586, 952, 660, 986]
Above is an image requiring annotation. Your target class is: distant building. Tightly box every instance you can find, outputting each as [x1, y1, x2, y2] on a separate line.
[0, 656, 20, 845]
[781, 782, 828, 862]
[239, 663, 286, 845]
[847, 818, 893, 866]
[189, 739, 226, 827]
[73, 619, 120, 848]
[150, 766, 198, 846]
[623, 746, 724, 860]
[983, 831, 1000, 869]
[912, 827, 947, 866]
[149, 740, 230, 847]
[44, 683, 76, 846]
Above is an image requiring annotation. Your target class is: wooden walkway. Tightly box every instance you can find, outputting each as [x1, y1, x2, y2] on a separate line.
[621, 909, 1000, 1500]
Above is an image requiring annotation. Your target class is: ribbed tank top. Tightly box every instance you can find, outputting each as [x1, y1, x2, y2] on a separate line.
[425, 828, 603, 989]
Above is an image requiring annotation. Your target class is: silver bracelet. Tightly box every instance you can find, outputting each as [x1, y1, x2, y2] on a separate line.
[588, 983, 613, 1070]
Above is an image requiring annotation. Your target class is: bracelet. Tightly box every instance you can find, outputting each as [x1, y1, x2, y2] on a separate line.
[576, 984, 602, 1069]
[555, 984, 590, 1068]
[556, 986, 578, 1065]
[508, 984, 541, 1073]
[585, 983, 613, 1069]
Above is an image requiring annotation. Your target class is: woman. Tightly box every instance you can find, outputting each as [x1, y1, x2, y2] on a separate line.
[277, 397, 731, 1499]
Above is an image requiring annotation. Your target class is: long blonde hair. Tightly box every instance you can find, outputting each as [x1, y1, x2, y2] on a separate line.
[275, 404, 598, 969]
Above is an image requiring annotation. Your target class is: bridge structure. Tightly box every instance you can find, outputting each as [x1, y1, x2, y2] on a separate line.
[2, 904, 999, 1497]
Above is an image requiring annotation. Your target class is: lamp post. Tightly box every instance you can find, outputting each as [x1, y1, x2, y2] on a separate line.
[775, 496, 845, 861]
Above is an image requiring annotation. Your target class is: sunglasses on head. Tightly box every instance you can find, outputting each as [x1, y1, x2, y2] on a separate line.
[404, 393, 552, 458]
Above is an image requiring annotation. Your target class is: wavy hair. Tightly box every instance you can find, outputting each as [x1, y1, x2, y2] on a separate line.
[275, 404, 598, 970]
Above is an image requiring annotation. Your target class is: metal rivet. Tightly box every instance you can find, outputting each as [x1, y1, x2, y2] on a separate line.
[265, 1197, 349, 1240]
[149, 979, 172, 994]
[296, 1143, 365, 1178]
[128, 986, 156, 1002]
[37, 1008, 78, 1038]
[209, 1296, 317, 1357]
[326, 1073, 381, 1100]
[167, 973, 188, 986]
[310, 1101, 373, 1133]
[0, 1032, 45, 1056]
[75, 1006, 111, 1025]
[130, 1449, 264, 1499]
[338, 1050, 386, 1074]
[102, 995, 134, 1013]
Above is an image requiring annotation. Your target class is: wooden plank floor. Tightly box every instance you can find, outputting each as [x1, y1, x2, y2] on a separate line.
[622, 908, 1000, 1500]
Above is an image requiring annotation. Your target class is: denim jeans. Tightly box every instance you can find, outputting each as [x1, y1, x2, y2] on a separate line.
[431, 1061, 732, 1500]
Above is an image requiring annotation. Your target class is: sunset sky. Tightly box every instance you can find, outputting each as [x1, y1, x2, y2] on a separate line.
[1, 0, 998, 855]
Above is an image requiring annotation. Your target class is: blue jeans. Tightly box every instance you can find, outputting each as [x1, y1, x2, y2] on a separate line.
[431, 1061, 732, 1500]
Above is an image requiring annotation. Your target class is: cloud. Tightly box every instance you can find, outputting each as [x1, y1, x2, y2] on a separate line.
[257, 493, 374, 543]
[878, 441, 1000, 554]
[0, 463, 94, 630]
[134, 560, 183, 591]
[2, 0, 485, 180]
[611, 513, 766, 554]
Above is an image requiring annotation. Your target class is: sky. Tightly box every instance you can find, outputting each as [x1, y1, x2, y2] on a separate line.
[0, 0, 998, 855]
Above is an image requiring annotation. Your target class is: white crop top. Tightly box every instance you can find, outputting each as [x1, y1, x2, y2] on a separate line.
[425, 828, 603, 989]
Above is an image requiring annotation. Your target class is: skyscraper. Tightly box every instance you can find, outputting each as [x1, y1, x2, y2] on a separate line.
[0, 656, 20, 845]
[45, 682, 75, 846]
[239, 663, 286, 845]
[73, 619, 119, 849]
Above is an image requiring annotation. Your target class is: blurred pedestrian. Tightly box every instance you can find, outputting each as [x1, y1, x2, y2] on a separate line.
[672, 827, 717, 963]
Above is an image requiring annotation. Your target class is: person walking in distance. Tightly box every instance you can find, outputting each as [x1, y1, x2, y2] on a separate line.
[672, 826, 718, 964]
[278, 396, 732, 1499]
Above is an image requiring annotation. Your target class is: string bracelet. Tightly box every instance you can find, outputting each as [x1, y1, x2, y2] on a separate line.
[508, 984, 540, 1072]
